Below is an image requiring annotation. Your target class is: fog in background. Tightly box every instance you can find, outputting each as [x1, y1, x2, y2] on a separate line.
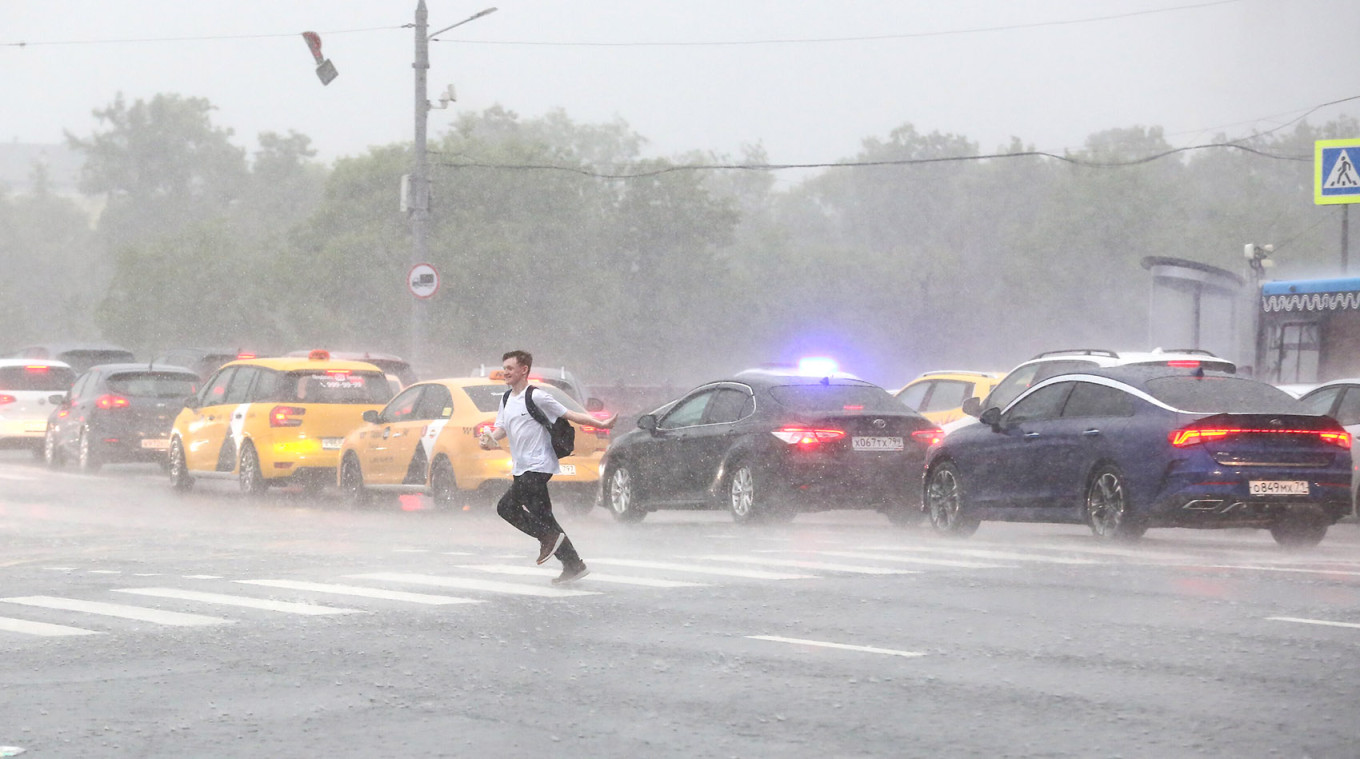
[3, 1, 1359, 395]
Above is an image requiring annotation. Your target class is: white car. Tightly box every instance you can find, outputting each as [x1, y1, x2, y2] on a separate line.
[0, 359, 78, 457]
[1297, 379, 1360, 516]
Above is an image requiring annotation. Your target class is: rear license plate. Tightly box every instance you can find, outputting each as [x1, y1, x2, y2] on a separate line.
[141, 438, 170, 450]
[558, 464, 577, 476]
[24, 422, 47, 433]
[852, 436, 903, 452]
[1249, 480, 1309, 496]
[321, 438, 343, 450]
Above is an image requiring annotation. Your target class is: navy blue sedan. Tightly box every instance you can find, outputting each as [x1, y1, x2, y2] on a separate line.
[922, 366, 1352, 547]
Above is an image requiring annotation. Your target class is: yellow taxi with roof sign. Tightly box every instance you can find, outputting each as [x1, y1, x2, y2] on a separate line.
[168, 350, 394, 494]
[336, 375, 609, 511]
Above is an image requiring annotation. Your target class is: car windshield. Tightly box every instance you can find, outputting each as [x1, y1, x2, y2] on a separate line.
[280, 370, 393, 404]
[466, 383, 584, 413]
[768, 383, 900, 412]
[1145, 376, 1305, 413]
[107, 372, 199, 399]
[0, 365, 77, 391]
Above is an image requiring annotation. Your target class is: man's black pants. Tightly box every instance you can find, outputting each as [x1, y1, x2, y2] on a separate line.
[496, 471, 582, 565]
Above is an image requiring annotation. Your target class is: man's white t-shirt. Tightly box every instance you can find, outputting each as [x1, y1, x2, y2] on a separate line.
[495, 385, 568, 476]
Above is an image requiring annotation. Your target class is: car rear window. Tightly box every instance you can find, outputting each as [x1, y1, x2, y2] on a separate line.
[107, 372, 199, 398]
[280, 370, 393, 404]
[465, 384, 584, 413]
[1145, 376, 1304, 413]
[0, 365, 77, 391]
[768, 383, 901, 412]
[63, 350, 136, 367]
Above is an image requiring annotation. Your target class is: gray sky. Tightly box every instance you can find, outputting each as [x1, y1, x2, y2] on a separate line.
[4, 0, 1359, 165]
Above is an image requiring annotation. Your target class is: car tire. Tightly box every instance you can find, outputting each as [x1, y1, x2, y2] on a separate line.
[925, 461, 980, 537]
[238, 442, 268, 496]
[1084, 465, 1145, 542]
[1270, 516, 1328, 549]
[168, 437, 194, 492]
[339, 453, 371, 507]
[44, 428, 65, 469]
[429, 456, 457, 510]
[77, 427, 102, 473]
[727, 464, 788, 525]
[605, 465, 646, 523]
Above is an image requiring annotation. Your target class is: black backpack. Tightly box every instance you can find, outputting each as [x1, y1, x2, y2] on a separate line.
[503, 385, 575, 458]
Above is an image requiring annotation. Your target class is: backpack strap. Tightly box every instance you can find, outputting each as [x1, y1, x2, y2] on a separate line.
[521, 385, 552, 429]
[501, 389, 511, 412]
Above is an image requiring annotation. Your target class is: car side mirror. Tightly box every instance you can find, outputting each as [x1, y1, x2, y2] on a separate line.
[637, 414, 658, 432]
[362, 410, 380, 424]
[183, 395, 200, 410]
[979, 407, 1002, 430]
[48, 393, 67, 405]
[961, 397, 981, 417]
[586, 397, 604, 412]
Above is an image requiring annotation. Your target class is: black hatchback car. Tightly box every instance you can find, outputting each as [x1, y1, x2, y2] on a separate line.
[45, 364, 200, 471]
[597, 369, 941, 524]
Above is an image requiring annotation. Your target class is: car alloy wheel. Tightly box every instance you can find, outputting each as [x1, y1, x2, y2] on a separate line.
[607, 466, 645, 523]
[728, 465, 757, 524]
[429, 456, 456, 509]
[168, 437, 194, 492]
[1084, 466, 1144, 541]
[925, 462, 979, 537]
[238, 443, 267, 495]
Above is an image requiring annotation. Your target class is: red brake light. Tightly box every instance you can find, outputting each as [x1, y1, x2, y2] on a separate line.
[911, 428, 945, 446]
[1170, 427, 1352, 449]
[326, 370, 350, 379]
[270, 405, 306, 427]
[236, 352, 257, 360]
[772, 425, 847, 446]
[1166, 360, 1201, 368]
[95, 394, 130, 410]
[24, 365, 49, 373]
[843, 405, 864, 411]
[0, 394, 14, 405]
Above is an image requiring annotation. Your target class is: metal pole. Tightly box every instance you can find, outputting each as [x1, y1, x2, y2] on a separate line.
[411, 0, 431, 370]
[1343, 205, 1350, 274]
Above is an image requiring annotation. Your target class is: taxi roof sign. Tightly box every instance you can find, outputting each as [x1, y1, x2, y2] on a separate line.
[1314, 139, 1360, 205]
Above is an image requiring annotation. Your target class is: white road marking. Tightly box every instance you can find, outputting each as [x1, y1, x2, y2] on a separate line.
[0, 616, 102, 637]
[456, 564, 709, 588]
[856, 546, 1099, 565]
[348, 572, 599, 598]
[237, 580, 483, 606]
[816, 551, 1013, 569]
[590, 558, 814, 580]
[692, 555, 918, 575]
[132, 573, 162, 577]
[1268, 616, 1360, 630]
[182, 575, 222, 580]
[43, 567, 75, 571]
[0, 596, 229, 626]
[440, 551, 476, 556]
[392, 548, 430, 553]
[112, 587, 364, 616]
[1199, 565, 1360, 577]
[88, 570, 121, 575]
[747, 635, 926, 658]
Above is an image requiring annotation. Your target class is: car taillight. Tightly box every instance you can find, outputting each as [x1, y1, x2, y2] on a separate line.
[580, 425, 610, 438]
[270, 405, 306, 427]
[0, 394, 14, 405]
[95, 394, 130, 410]
[1166, 360, 1201, 368]
[911, 428, 945, 446]
[473, 421, 496, 437]
[772, 425, 846, 446]
[24, 365, 49, 374]
[1170, 426, 1352, 449]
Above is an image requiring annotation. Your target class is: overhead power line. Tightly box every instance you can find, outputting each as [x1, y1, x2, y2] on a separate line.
[1, 25, 400, 48]
[433, 141, 1308, 180]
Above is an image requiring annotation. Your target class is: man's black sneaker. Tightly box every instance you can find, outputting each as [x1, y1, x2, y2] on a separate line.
[537, 533, 565, 565]
[552, 564, 590, 585]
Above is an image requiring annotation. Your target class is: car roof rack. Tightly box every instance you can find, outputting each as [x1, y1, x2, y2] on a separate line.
[1028, 349, 1119, 360]
[1150, 347, 1218, 356]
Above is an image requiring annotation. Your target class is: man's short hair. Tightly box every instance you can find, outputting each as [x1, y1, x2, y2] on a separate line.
[502, 350, 533, 369]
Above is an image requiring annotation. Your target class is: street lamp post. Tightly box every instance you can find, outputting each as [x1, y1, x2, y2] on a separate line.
[410, 2, 497, 370]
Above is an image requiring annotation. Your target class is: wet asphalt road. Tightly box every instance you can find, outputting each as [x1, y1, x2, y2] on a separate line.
[1, 451, 1358, 758]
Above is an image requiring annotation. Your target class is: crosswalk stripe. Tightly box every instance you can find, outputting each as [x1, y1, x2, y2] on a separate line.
[112, 588, 364, 616]
[237, 580, 484, 605]
[816, 551, 1013, 569]
[855, 546, 1099, 565]
[0, 616, 102, 637]
[347, 573, 600, 598]
[590, 558, 814, 580]
[456, 564, 709, 588]
[0, 596, 229, 626]
[747, 635, 926, 658]
[1197, 565, 1360, 577]
[692, 555, 918, 575]
[1268, 616, 1360, 630]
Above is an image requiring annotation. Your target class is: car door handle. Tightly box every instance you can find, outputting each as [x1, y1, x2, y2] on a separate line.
[1024, 432, 1040, 439]
[1082, 429, 1101, 436]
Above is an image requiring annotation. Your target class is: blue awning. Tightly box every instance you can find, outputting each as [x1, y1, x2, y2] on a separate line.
[1262, 277, 1360, 313]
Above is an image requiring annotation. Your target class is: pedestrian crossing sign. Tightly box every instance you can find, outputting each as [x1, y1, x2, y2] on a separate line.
[1315, 139, 1360, 204]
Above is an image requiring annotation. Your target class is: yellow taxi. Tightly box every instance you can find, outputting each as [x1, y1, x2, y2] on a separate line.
[168, 351, 394, 494]
[336, 376, 609, 511]
[894, 370, 1002, 425]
